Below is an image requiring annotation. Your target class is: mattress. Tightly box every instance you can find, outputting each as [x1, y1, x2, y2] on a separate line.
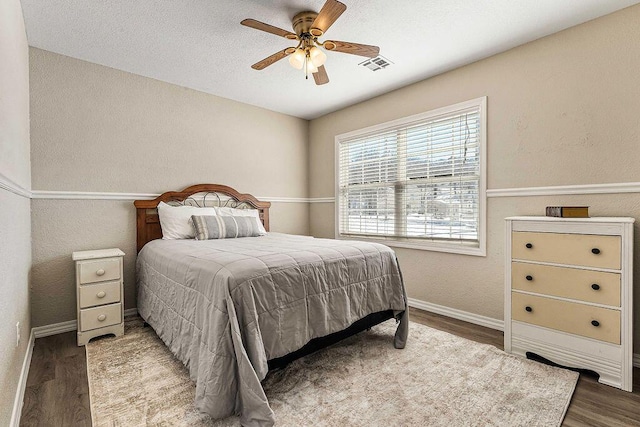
[136, 233, 408, 426]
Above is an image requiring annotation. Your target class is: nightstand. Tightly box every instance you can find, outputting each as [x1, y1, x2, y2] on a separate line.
[73, 248, 125, 346]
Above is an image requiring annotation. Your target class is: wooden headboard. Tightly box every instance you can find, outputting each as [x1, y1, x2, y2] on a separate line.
[133, 184, 271, 252]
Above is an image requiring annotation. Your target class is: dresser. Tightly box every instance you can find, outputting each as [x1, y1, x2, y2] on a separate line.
[504, 217, 634, 391]
[73, 248, 125, 346]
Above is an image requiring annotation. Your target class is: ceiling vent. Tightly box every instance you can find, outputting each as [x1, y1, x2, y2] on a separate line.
[359, 55, 393, 71]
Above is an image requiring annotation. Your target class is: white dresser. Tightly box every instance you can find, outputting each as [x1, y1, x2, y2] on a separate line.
[504, 216, 634, 391]
[73, 248, 125, 346]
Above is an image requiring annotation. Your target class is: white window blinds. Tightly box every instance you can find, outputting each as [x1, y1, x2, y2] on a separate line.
[337, 98, 486, 253]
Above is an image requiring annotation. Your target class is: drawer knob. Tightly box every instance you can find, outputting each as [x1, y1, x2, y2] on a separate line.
[525, 275, 533, 281]
[525, 243, 533, 249]
[96, 269, 106, 276]
[591, 284, 600, 291]
[591, 320, 600, 327]
[591, 248, 601, 255]
[525, 306, 533, 312]
[96, 291, 106, 298]
[97, 314, 107, 322]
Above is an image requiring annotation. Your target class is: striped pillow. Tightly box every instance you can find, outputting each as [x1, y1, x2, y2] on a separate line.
[191, 215, 262, 240]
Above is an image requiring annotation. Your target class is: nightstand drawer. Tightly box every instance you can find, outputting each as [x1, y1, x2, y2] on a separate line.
[512, 292, 620, 344]
[512, 231, 620, 269]
[78, 258, 121, 284]
[511, 262, 620, 306]
[79, 280, 121, 308]
[80, 303, 122, 331]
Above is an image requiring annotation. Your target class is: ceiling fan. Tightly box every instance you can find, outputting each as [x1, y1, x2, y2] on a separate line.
[241, 0, 380, 85]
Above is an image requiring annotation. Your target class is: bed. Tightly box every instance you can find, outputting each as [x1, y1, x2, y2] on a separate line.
[134, 184, 408, 426]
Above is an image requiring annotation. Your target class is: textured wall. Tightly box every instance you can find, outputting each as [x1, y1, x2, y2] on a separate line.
[29, 49, 309, 327]
[308, 5, 640, 350]
[0, 0, 31, 424]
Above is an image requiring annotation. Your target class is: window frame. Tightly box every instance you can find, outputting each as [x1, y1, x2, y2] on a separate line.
[334, 96, 487, 256]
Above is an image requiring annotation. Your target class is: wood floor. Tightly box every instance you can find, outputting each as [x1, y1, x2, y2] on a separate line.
[20, 331, 91, 426]
[20, 308, 640, 426]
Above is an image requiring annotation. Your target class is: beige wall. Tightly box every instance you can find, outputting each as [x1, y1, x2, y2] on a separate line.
[308, 5, 640, 350]
[0, 0, 31, 423]
[29, 48, 309, 327]
[26, 4, 640, 358]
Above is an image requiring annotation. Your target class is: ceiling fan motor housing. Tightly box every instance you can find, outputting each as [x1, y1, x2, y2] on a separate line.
[292, 11, 321, 37]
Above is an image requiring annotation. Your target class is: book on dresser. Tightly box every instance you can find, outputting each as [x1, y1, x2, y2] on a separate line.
[545, 206, 589, 218]
[504, 216, 634, 392]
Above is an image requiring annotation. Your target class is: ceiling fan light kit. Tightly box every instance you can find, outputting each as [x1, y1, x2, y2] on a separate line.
[305, 60, 319, 74]
[241, 0, 380, 86]
[288, 48, 306, 70]
[309, 46, 327, 67]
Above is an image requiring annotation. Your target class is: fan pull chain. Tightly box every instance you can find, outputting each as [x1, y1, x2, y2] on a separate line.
[304, 53, 309, 79]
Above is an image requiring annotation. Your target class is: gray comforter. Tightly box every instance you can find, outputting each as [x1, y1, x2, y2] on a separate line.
[136, 233, 408, 426]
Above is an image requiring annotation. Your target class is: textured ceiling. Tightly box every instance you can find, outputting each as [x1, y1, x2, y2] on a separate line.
[21, 0, 640, 119]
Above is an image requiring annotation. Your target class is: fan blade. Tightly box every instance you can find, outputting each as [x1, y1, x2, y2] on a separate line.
[310, 0, 346, 36]
[313, 65, 329, 85]
[251, 49, 290, 70]
[241, 19, 298, 40]
[324, 40, 379, 58]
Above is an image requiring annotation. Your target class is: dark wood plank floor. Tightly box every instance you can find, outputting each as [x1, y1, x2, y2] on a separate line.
[20, 331, 91, 426]
[20, 308, 640, 426]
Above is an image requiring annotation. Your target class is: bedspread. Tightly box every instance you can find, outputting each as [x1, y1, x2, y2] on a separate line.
[136, 233, 408, 426]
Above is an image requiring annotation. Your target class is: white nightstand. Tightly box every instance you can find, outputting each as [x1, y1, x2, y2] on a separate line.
[73, 248, 125, 346]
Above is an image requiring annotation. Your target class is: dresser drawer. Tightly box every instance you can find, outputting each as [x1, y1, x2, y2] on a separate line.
[78, 258, 121, 284]
[511, 262, 621, 306]
[512, 292, 620, 344]
[79, 280, 121, 308]
[512, 231, 621, 269]
[80, 303, 122, 331]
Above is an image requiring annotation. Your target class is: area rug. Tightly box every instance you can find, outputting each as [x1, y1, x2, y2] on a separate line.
[86, 318, 577, 426]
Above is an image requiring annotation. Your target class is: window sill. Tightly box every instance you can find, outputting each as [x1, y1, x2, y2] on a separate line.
[336, 235, 486, 257]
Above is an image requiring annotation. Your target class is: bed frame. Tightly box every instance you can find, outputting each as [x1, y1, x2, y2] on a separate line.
[133, 183, 271, 252]
[133, 183, 395, 370]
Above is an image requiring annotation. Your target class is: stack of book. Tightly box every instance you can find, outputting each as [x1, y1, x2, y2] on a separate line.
[545, 206, 589, 218]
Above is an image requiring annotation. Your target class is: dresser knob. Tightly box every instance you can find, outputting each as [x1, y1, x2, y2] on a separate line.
[591, 320, 600, 327]
[591, 248, 601, 255]
[97, 314, 107, 322]
[96, 269, 106, 276]
[591, 284, 600, 291]
[525, 306, 533, 312]
[525, 243, 533, 249]
[525, 275, 533, 281]
[96, 291, 106, 298]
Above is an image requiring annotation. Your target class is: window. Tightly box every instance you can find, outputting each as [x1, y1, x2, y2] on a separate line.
[335, 97, 486, 256]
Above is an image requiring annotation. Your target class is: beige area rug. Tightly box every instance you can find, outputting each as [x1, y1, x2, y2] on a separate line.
[86, 318, 578, 427]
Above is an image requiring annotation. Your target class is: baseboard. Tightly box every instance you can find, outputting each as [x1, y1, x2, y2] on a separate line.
[33, 319, 77, 338]
[26, 306, 640, 369]
[407, 297, 504, 331]
[407, 297, 640, 369]
[124, 308, 138, 318]
[10, 329, 35, 427]
[33, 309, 138, 339]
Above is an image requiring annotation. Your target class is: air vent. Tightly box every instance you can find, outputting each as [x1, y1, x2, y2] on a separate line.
[359, 55, 393, 71]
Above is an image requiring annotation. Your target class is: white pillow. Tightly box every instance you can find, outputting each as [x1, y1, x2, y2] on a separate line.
[215, 207, 267, 235]
[157, 201, 217, 239]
